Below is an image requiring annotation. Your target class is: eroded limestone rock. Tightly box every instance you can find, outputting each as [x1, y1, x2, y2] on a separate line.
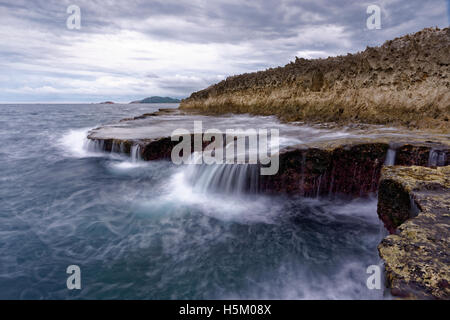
[378, 166, 450, 299]
[181, 27, 450, 132]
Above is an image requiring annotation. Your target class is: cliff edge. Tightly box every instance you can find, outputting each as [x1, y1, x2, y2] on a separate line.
[180, 27, 450, 132]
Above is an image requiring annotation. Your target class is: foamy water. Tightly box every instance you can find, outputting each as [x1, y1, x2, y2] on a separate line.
[0, 103, 389, 299]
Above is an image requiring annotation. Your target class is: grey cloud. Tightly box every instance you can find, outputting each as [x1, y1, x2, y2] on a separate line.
[0, 0, 448, 102]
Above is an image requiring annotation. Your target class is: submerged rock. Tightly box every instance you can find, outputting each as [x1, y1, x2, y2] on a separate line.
[377, 166, 450, 299]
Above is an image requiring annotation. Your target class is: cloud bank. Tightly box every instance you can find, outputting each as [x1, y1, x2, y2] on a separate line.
[0, 0, 448, 102]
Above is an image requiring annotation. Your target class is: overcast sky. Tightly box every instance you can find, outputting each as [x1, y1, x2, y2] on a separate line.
[0, 0, 448, 103]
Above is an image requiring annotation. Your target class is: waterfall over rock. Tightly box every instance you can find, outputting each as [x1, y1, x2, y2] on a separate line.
[428, 149, 447, 167]
[384, 148, 396, 166]
[84, 138, 105, 153]
[131, 144, 142, 162]
[179, 152, 261, 195]
[184, 163, 261, 195]
[84, 138, 143, 163]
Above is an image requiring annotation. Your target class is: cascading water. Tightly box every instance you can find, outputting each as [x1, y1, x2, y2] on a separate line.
[112, 141, 122, 153]
[130, 144, 142, 162]
[175, 132, 275, 195]
[428, 149, 447, 166]
[384, 148, 396, 166]
[409, 195, 420, 218]
[185, 163, 261, 195]
[84, 137, 143, 163]
[181, 152, 261, 195]
[84, 138, 105, 153]
[1, 104, 390, 299]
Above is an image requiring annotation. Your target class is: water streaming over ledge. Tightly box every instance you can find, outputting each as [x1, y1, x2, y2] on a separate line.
[384, 148, 397, 166]
[130, 144, 142, 162]
[0, 104, 399, 299]
[428, 148, 447, 166]
[185, 163, 261, 195]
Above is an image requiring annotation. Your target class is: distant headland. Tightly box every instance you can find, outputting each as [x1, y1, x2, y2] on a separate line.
[130, 96, 181, 104]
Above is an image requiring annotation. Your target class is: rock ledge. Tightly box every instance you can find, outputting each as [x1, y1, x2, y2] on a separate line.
[378, 166, 450, 299]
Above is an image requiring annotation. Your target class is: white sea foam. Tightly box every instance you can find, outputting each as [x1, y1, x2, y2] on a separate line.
[137, 166, 281, 224]
[58, 128, 103, 158]
[108, 160, 148, 170]
[58, 129, 148, 173]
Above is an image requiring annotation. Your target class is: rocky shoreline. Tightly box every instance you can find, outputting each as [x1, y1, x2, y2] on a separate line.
[86, 27, 450, 299]
[88, 131, 449, 197]
[180, 27, 450, 132]
[378, 166, 449, 299]
[174, 27, 450, 299]
[86, 109, 449, 299]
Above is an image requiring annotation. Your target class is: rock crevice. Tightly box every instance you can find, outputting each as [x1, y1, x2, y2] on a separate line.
[377, 166, 450, 299]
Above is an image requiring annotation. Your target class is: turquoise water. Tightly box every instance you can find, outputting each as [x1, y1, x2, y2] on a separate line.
[0, 104, 388, 299]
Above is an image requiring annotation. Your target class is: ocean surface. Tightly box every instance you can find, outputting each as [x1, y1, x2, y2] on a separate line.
[0, 103, 389, 299]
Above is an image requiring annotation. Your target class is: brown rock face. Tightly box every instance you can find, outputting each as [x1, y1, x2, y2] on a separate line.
[395, 145, 433, 166]
[262, 143, 388, 197]
[87, 115, 450, 299]
[87, 125, 450, 199]
[180, 27, 450, 132]
[377, 178, 415, 233]
[141, 137, 179, 161]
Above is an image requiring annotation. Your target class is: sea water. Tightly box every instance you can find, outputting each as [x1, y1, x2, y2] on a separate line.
[0, 104, 388, 299]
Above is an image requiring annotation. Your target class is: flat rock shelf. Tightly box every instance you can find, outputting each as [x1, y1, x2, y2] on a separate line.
[378, 166, 450, 299]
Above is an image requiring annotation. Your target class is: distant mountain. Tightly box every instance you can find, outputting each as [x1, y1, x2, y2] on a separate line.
[130, 96, 181, 104]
